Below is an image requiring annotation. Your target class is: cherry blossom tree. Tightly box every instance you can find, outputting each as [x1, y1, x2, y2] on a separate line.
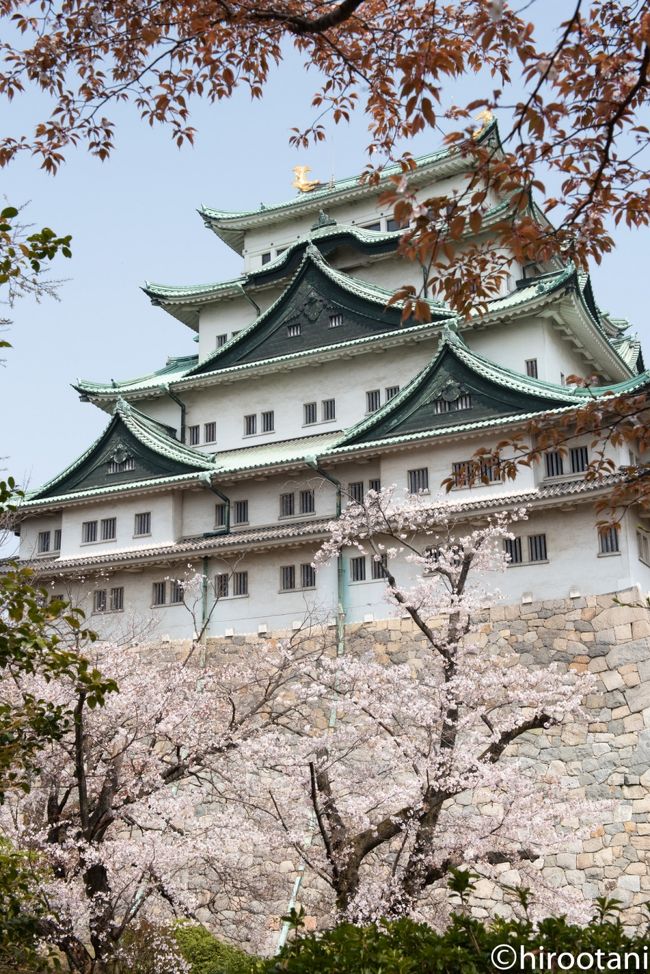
[222, 489, 597, 925]
[0, 593, 317, 973]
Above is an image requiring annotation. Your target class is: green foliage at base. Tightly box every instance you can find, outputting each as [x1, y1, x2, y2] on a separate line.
[175, 923, 256, 974]
[262, 913, 650, 974]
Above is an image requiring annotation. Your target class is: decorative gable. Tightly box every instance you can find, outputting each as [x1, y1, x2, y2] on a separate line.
[31, 402, 213, 500]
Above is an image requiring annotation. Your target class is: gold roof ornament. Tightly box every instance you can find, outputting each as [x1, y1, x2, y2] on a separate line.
[292, 165, 321, 193]
[472, 108, 495, 139]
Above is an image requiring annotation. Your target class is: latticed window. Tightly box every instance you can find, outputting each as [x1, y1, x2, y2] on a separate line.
[262, 410, 274, 432]
[280, 493, 295, 517]
[322, 399, 336, 421]
[37, 531, 50, 553]
[432, 393, 472, 413]
[234, 500, 248, 524]
[109, 587, 124, 611]
[188, 425, 200, 445]
[204, 422, 217, 443]
[82, 520, 98, 544]
[301, 564, 316, 588]
[280, 566, 296, 591]
[300, 489, 315, 514]
[329, 313, 343, 328]
[215, 503, 226, 527]
[233, 571, 248, 597]
[599, 525, 620, 554]
[287, 323, 301, 337]
[53, 529, 61, 551]
[407, 468, 429, 494]
[134, 512, 151, 536]
[348, 481, 364, 504]
[544, 450, 564, 478]
[152, 582, 166, 606]
[366, 389, 381, 413]
[101, 517, 116, 541]
[525, 358, 538, 378]
[570, 445, 589, 473]
[350, 556, 366, 582]
[170, 580, 184, 604]
[528, 534, 548, 562]
[244, 414, 257, 436]
[93, 590, 107, 613]
[107, 456, 135, 474]
[216, 333, 228, 348]
[369, 478, 381, 493]
[504, 537, 523, 564]
[452, 461, 471, 488]
[385, 385, 400, 401]
[637, 531, 650, 566]
[372, 554, 388, 580]
[216, 574, 229, 598]
[304, 402, 317, 425]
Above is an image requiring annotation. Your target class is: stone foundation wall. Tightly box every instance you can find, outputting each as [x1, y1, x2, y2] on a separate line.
[166, 587, 650, 937]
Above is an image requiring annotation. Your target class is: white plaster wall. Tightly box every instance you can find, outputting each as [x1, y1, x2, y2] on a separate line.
[197, 289, 283, 363]
[56, 493, 180, 560]
[467, 319, 590, 382]
[177, 342, 435, 451]
[19, 514, 62, 561]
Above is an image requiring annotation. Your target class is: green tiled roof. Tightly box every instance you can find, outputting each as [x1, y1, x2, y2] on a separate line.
[214, 431, 343, 475]
[22, 472, 205, 510]
[75, 355, 198, 397]
[27, 399, 213, 503]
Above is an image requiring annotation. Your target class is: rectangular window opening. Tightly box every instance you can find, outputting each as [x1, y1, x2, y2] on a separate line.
[570, 445, 589, 474]
[134, 512, 151, 536]
[348, 481, 364, 505]
[214, 503, 226, 528]
[233, 571, 248, 597]
[407, 468, 429, 494]
[599, 525, 620, 555]
[544, 450, 564, 478]
[234, 500, 249, 525]
[280, 492, 295, 518]
[385, 385, 400, 402]
[109, 587, 124, 612]
[215, 573, 229, 598]
[204, 421, 217, 443]
[350, 556, 367, 582]
[525, 358, 538, 379]
[244, 414, 257, 436]
[372, 553, 388, 580]
[300, 489, 315, 515]
[366, 389, 381, 413]
[280, 565, 296, 591]
[262, 410, 274, 433]
[37, 530, 51, 554]
[304, 402, 317, 425]
[100, 517, 116, 541]
[528, 533, 548, 562]
[322, 398, 336, 421]
[93, 589, 107, 613]
[188, 425, 200, 446]
[82, 520, 98, 544]
[329, 313, 343, 328]
[301, 563, 316, 589]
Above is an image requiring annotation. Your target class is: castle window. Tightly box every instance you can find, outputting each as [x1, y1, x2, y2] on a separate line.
[300, 489, 315, 514]
[504, 537, 523, 564]
[329, 314, 343, 328]
[598, 525, 620, 555]
[262, 410, 275, 432]
[37, 530, 50, 554]
[170, 580, 184, 604]
[348, 481, 364, 504]
[528, 533, 548, 562]
[82, 520, 98, 544]
[214, 503, 226, 528]
[109, 587, 124, 612]
[261, 251, 272, 265]
[432, 392, 472, 413]
[280, 492, 295, 518]
[322, 398, 336, 421]
[385, 385, 400, 401]
[244, 414, 257, 436]
[350, 556, 366, 582]
[280, 565, 296, 591]
[216, 333, 228, 348]
[570, 445, 589, 473]
[637, 531, 650, 566]
[204, 422, 217, 443]
[304, 402, 317, 425]
[233, 571, 248, 597]
[360, 221, 381, 231]
[407, 468, 429, 494]
[93, 590, 107, 613]
[134, 512, 151, 536]
[101, 517, 116, 541]
[544, 450, 564, 478]
[188, 425, 200, 446]
[369, 478, 381, 493]
[215, 574, 229, 598]
[301, 563, 316, 589]
[107, 456, 135, 474]
[525, 358, 538, 378]
[372, 553, 388, 580]
[452, 458, 500, 488]
[366, 389, 381, 413]
[152, 582, 167, 606]
[287, 323, 301, 338]
[53, 529, 61, 551]
[234, 500, 249, 524]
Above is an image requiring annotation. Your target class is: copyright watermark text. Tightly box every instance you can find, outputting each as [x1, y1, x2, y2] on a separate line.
[491, 944, 650, 971]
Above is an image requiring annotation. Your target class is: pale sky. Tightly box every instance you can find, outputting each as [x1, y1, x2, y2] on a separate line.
[1, 27, 648, 506]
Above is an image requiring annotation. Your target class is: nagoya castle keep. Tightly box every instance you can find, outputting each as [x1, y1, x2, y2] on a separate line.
[17, 123, 650, 643]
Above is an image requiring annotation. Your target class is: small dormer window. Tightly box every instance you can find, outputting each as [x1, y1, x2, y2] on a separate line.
[432, 384, 472, 414]
[329, 314, 343, 328]
[287, 323, 301, 338]
[261, 252, 272, 265]
[107, 449, 135, 474]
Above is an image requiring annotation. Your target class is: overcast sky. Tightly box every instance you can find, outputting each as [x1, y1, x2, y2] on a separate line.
[1, 23, 648, 503]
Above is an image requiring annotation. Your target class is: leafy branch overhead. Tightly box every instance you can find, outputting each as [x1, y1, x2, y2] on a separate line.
[0, 1, 648, 311]
[0, 204, 71, 310]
